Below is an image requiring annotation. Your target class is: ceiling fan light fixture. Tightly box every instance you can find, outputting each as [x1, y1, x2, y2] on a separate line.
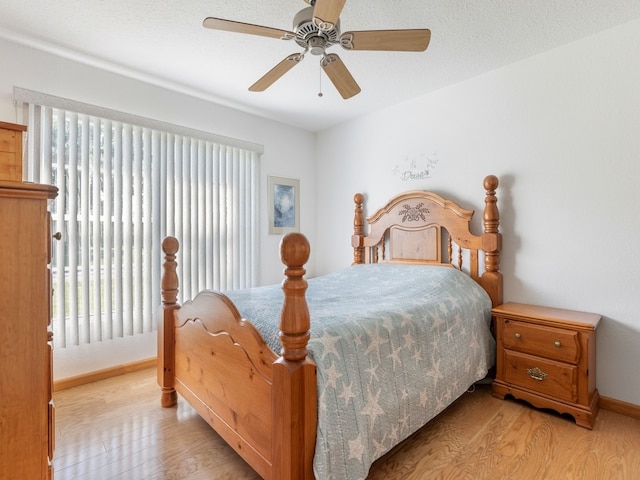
[307, 36, 327, 55]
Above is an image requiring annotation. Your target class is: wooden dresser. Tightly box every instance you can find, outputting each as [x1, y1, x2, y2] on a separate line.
[0, 180, 58, 479]
[492, 302, 600, 429]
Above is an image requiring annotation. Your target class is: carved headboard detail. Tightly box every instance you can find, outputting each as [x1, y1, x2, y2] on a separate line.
[351, 175, 502, 306]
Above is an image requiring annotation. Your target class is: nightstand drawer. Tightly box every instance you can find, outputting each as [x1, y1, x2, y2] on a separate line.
[504, 350, 578, 403]
[502, 319, 579, 363]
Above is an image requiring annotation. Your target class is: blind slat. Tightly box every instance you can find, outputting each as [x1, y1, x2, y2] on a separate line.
[67, 113, 80, 346]
[122, 125, 134, 337]
[91, 117, 102, 342]
[143, 128, 153, 333]
[103, 121, 114, 341]
[132, 126, 144, 335]
[113, 124, 124, 339]
[53, 109, 67, 347]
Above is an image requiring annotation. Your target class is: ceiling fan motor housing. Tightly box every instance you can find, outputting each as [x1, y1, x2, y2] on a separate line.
[293, 6, 340, 52]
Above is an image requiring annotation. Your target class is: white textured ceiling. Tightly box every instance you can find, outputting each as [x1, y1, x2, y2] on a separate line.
[1, 1, 639, 132]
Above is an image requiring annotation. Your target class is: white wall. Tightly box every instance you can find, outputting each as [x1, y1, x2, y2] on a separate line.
[0, 37, 317, 378]
[316, 19, 640, 405]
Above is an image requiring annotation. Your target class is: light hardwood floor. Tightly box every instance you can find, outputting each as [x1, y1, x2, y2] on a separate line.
[53, 368, 640, 480]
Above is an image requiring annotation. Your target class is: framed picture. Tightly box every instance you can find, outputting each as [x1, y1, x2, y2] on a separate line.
[268, 176, 300, 235]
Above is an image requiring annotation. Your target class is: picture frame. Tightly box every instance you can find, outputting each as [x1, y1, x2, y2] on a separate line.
[268, 176, 300, 235]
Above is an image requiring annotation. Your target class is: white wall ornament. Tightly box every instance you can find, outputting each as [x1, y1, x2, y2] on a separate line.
[392, 152, 439, 181]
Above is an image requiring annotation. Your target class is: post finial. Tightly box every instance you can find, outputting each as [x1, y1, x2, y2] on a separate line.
[483, 174, 499, 192]
[280, 232, 311, 269]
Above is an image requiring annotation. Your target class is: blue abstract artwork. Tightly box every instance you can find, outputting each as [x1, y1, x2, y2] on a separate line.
[273, 183, 295, 227]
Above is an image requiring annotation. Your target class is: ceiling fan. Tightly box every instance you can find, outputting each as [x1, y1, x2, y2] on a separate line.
[203, 0, 431, 99]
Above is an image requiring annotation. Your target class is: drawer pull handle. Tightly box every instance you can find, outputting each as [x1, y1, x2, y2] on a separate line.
[554, 341, 561, 348]
[514, 333, 521, 339]
[527, 367, 548, 381]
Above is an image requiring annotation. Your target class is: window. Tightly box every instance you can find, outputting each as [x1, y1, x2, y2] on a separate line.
[16, 88, 261, 349]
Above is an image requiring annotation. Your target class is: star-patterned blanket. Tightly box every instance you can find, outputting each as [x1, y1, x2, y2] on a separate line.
[226, 263, 495, 480]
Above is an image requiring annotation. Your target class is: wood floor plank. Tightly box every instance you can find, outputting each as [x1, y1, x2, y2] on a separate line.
[52, 368, 640, 479]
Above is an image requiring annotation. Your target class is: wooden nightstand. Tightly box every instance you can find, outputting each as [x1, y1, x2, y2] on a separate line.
[492, 302, 601, 429]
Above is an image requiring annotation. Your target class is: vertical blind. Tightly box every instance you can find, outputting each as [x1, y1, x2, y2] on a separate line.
[16, 89, 262, 349]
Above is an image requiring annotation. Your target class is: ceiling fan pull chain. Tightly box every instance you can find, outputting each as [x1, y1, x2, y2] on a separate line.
[318, 61, 323, 97]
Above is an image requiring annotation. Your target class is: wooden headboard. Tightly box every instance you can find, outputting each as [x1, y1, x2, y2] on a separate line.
[351, 175, 502, 306]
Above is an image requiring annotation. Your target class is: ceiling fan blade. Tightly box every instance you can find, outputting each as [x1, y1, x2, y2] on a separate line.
[312, 0, 347, 31]
[203, 17, 295, 40]
[340, 29, 431, 51]
[321, 53, 361, 99]
[249, 54, 304, 92]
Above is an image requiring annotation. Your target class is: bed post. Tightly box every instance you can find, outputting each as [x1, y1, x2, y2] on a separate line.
[158, 236, 179, 407]
[352, 192, 365, 264]
[480, 175, 503, 306]
[272, 233, 317, 480]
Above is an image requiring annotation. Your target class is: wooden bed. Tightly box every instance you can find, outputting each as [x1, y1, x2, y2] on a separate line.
[157, 175, 502, 480]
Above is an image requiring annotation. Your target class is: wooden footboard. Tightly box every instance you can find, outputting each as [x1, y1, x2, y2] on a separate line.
[158, 234, 317, 480]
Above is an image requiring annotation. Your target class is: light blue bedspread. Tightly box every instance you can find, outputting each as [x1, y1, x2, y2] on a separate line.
[226, 263, 495, 480]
